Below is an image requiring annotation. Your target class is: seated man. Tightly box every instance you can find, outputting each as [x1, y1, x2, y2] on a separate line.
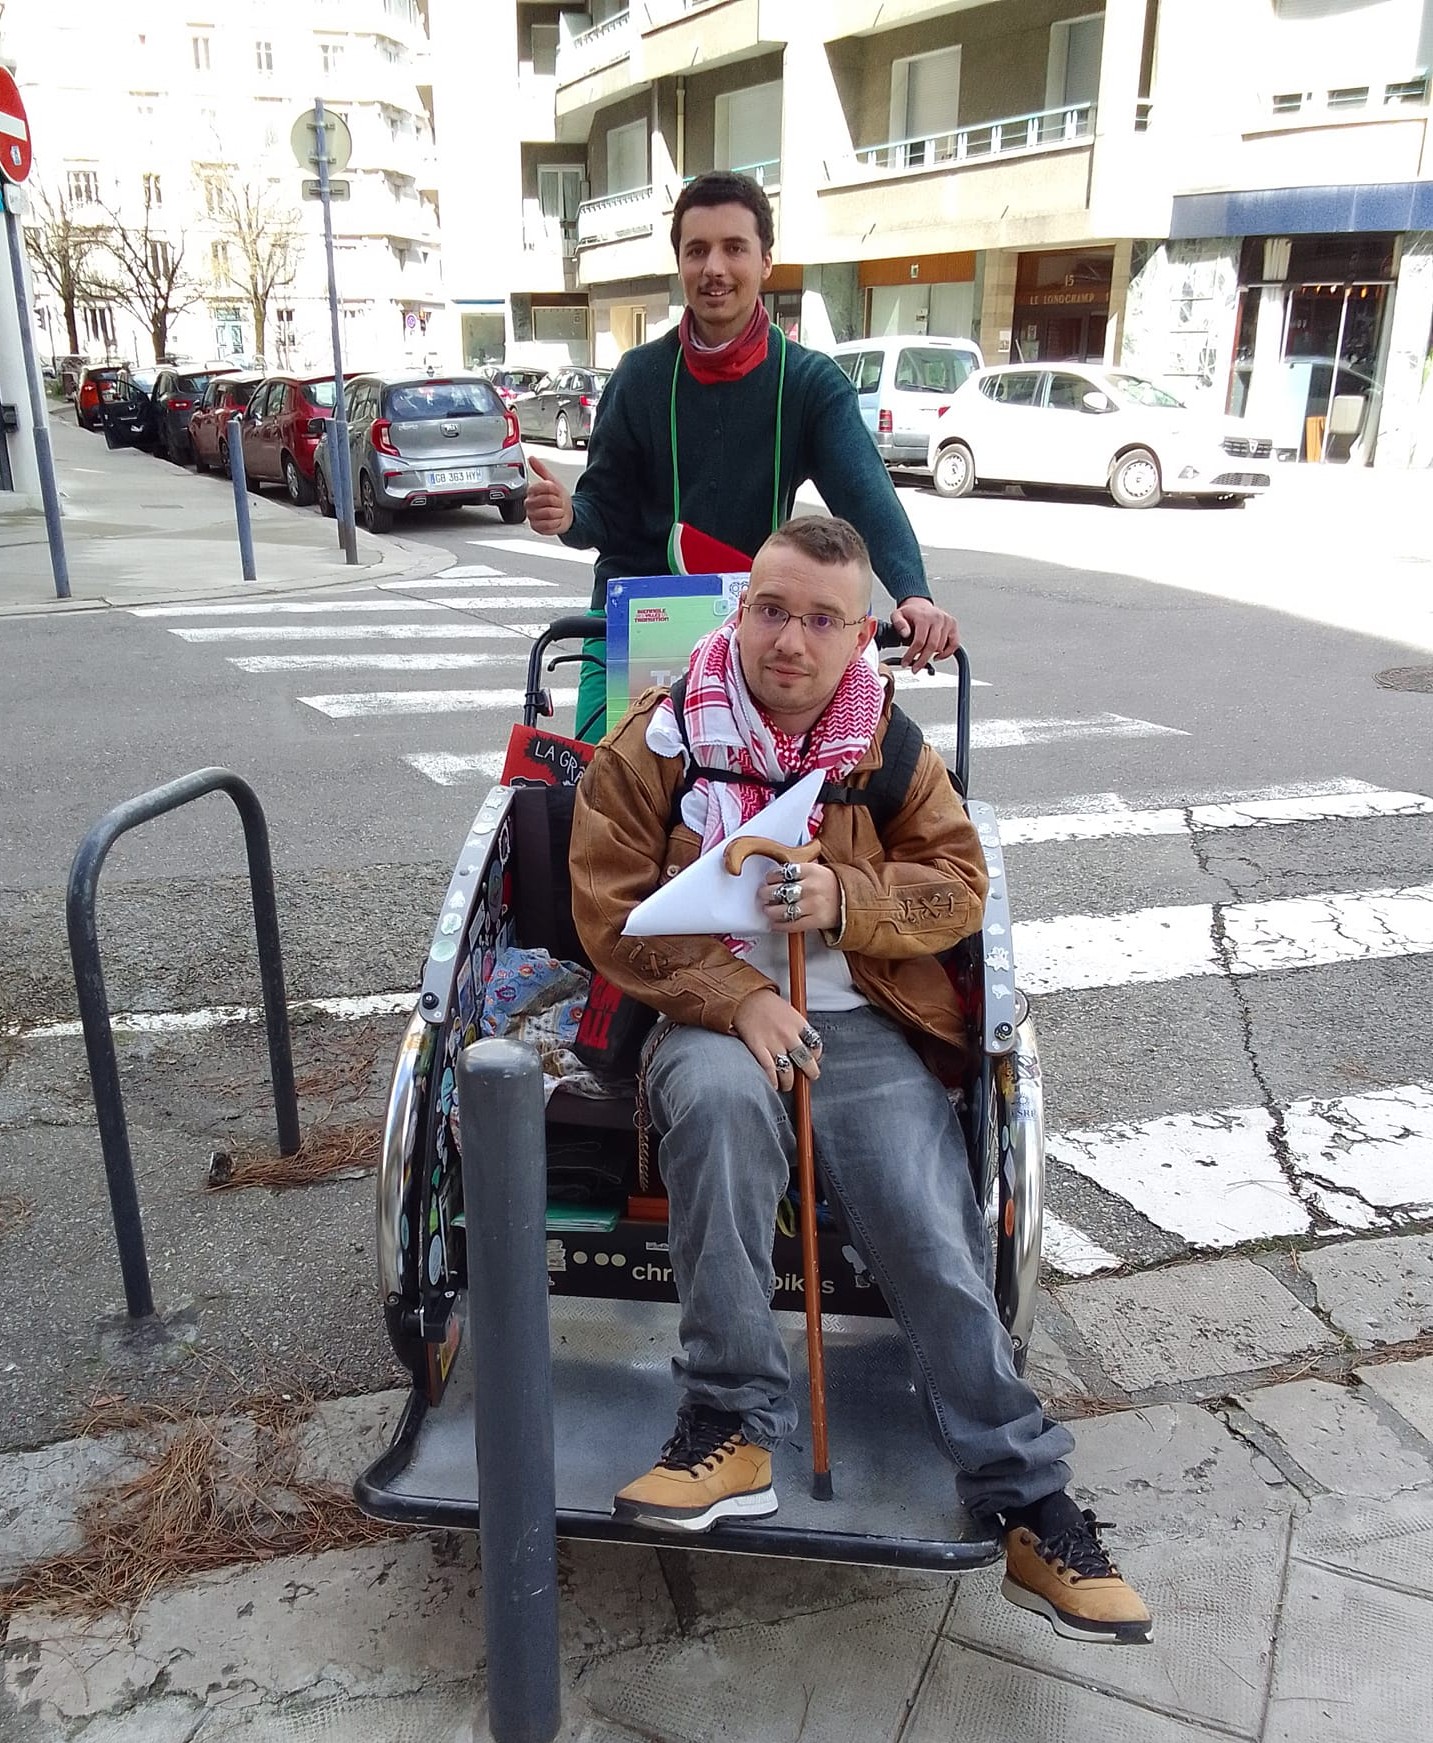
[569, 516, 1151, 1647]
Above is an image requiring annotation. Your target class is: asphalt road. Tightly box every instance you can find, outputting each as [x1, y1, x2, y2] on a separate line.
[1, 438, 1430, 1451]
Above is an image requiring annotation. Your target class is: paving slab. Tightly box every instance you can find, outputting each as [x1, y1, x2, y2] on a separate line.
[1, 1538, 675, 1730]
[292, 1389, 410, 1487]
[1263, 1559, 1433, 1743]
[0, 1431, 145, 1577]
[944, 1520, 1285, 1736]
[1055, 1257, 1336, 1391]
[660, 1548, 944, 1637]
[903, 1639, 1233, 1743]
[1067, 1402, 1299, 1546]
[1301, 1233, 1433, 1344]
[1356, 1355, 1433, 1443]
[576, 1585, 950, 1743]
[1235, 1379, 1433, 1495]
[1291, 1487, 1433, 1594]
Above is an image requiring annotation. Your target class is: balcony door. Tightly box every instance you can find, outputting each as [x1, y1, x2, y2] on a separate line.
[1047, 13, 1104, 111]
[714, 80, 783, 182]
[889, 45, 961, 166]
[538, 165, 584, 253]
[605, 119, 648, 196]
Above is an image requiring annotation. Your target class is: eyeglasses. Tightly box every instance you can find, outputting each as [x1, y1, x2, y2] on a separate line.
[747, 602, 870, 640]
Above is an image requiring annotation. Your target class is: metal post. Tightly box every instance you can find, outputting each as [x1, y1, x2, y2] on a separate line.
[228, 414, 257, 582]
[457, 1041, 561, 1743]
[314, 97, 358, 565]
[65, 769, 301, 1318]
[4, 199, 70, 599]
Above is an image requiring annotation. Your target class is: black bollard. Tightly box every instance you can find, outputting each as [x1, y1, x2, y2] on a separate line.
[457, 1039, 561, 1743]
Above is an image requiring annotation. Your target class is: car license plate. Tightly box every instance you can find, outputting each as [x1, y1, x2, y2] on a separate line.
[425, 468, 485, 487]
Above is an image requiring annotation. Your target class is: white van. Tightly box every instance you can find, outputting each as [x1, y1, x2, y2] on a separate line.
[830, 334, 985, 469]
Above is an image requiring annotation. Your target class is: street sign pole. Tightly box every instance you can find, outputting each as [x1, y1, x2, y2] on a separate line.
[313, 98, 358, 565]
[4, 191, 70, 599]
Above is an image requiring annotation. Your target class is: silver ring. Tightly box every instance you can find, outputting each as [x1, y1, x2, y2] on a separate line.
[772, 1053, 793, 1074]
[780, 863, 803, 883]
[800, 1025, 821, 1050]
[776, 882, 801, 907]
[788, 1043, 812, 1068]
[785, 903, 802, 922]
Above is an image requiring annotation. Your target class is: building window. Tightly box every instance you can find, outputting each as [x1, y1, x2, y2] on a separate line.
[1047, 14, 1104, 110]
[1326, 85, 1369, 109]
[192, 33, 211, 72]
[889, 45, 961, 162]
[605, 118, 647, 195]
[84, 305, 117, 347]
[320, 40, 344, 76]
[143, 172, 162, 207]
[256, 40, 274, 74]
[714, 81, 782, 181]
[530, 22, 559, 75]
[210, 240, 231, 281]
[148, 239, 174, 277]
[201, 174, 229, 216]
[66, 168, 101, 205]
[1385, 75, 1430, 104]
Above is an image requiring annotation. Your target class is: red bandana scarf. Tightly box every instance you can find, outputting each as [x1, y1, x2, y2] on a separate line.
[677, 300, 771, 385]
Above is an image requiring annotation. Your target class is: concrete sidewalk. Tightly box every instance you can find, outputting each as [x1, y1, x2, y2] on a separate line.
[2, 1233, 1430, 1742]
[0, 408, 451, 617]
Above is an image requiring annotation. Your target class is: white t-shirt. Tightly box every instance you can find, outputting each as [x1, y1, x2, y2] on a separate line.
[744, 928, 868, 1012]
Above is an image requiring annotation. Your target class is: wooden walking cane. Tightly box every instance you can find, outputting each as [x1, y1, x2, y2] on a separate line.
[722, 835, 833, 1501]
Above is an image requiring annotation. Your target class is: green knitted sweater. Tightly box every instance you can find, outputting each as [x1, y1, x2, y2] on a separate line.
[559, 327, 930, 605]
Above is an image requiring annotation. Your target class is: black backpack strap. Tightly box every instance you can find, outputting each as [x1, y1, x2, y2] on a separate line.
[819, 706, 925, 835]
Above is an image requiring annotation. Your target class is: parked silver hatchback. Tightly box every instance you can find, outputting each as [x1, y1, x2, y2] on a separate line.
[317, 373, 529, 533]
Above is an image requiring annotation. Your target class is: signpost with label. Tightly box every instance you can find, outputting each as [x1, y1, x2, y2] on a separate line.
[293, 101, 358, 564]
[1, 65, 69, 599]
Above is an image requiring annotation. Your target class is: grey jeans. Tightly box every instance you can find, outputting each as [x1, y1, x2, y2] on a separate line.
[644, 1005, 1075, 1521]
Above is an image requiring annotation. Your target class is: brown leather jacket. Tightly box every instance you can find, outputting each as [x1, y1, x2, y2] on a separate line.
[570, 685, 989, 1052]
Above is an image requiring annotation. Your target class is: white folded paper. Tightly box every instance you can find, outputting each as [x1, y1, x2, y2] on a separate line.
[623, 769, 824, 939]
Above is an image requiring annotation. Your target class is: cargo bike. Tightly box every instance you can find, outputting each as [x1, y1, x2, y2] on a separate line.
[356, 601, 1048, 1591]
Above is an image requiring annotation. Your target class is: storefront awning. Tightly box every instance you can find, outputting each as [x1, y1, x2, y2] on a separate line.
[1170, 181, 1433, 240]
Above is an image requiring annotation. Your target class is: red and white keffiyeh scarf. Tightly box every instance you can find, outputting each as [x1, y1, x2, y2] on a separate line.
[647, 619, 883, 952]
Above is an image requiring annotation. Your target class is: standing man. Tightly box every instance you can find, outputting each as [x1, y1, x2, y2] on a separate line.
[525, 171, 959, 740]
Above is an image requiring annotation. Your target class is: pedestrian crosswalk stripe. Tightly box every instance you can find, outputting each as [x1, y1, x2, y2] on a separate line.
[233, 652, 533, 673]
[1021, 881, 1433, 996]
[1001, 779, 1382, 819]
[301, 687, 578, 718]
[1050, 1082, 1433, 1248]
[171, 623, 531, 643]
[468, 536, 594, 565]
[394, 565, 504, 581]
[133, 596, 591, 617]
[1041, 1216, 1123, 1276]
[925, 714, 1188, 753]
[379, 575, 560, 591]
[1002, 787, 1433, 846]
[403, 751, 507, 786]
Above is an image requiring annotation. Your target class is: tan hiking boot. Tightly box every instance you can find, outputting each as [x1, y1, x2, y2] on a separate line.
[1002, 1500, 1153, 1645]
[613, 1405, 777, 1533]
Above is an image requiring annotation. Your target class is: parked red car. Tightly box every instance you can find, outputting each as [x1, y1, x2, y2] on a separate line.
[188, 373, 263, 474]
[238, 374, 342, 505]
[75, 365, 121, 431]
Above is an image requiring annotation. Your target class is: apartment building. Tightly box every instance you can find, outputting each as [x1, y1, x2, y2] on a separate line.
[431, 0, 1431, 467]
[1, 0, 442, 374]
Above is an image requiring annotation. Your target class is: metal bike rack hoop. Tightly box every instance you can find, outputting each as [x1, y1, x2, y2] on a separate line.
[65, 768, 300, 1319]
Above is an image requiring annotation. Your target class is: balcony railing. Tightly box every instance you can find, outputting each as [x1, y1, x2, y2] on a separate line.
[683, 157, 780, 188]
[577, 185, 654, 246]
[843, 102, 1094, 177]
[559, 9, 633, 84]
[524, 216, 580, 260]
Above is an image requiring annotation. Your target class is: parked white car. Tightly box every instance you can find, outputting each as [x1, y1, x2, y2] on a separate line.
[926, 364, 1274, 508]
[831, 335, 984, 468]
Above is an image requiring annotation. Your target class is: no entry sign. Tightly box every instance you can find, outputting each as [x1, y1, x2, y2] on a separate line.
[0, 68, 32, 185]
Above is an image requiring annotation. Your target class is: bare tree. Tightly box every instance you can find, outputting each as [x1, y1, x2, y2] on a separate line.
[23, 186, 111, 355]
[97, 185, 202, 362]
[210, 178, 302, 360]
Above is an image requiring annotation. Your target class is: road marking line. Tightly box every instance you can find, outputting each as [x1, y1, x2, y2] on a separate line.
[379, 575, 559, 591]
[925, 714, 1188, 753]
[11, 991, 416, 1042]
[999, 779, 1382, 821]
[1041, 1216, 1124, 1276]
[1002, 788, 1433, 846]
[1020, 881, 1433, 995]
[467, 537, 595, 565]
[301, 687, 578, 718]
[232, 651, 531, 673]
[405, 565, 503, 580]
[133, 596, 590, 616]
[1051, 1082, 1433, 1245]
[404, 751, 507, 785]
[170, 623, 531, 643]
